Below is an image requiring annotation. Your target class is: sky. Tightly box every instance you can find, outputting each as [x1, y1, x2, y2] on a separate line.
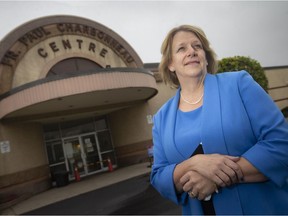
[0, 0, 288, 67]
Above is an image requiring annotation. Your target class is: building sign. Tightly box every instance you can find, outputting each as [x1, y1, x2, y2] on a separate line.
[0, 140, 10, 153]
[146, 115, 153, 124]
[0, 24, 135, 69]
[0, 16, 143, 94]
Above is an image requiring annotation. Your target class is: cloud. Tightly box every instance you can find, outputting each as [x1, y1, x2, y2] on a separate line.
[0, 1, 287, 67]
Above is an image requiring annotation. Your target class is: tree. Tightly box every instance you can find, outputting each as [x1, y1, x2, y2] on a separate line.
[217, 56, 268, 92]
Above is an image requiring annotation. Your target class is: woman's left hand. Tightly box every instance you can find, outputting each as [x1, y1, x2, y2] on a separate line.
[189, 154, 243, 187]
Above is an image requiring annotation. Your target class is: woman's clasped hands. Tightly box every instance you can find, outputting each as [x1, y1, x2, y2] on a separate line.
[180, 154, 244, 200]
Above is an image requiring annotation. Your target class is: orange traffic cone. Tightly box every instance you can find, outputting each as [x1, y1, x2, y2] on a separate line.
[74, 166, 81, 181]
[107, 158, 113, 172]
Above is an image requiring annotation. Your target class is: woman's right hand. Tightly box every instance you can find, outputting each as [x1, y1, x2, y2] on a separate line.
[180, 170, 218, 200]
[189, 154, 243, 187]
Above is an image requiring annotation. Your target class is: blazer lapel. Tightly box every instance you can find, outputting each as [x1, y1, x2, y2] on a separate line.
[201, 73, 229, 154]
[202, 73, 243, 214]
[163, 89, 188, 163]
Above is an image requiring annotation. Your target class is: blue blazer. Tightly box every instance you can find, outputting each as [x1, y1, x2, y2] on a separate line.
[150, 71, 288, 215]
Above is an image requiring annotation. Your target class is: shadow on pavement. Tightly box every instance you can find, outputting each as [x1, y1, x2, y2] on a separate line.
[22, 173, 181, 215]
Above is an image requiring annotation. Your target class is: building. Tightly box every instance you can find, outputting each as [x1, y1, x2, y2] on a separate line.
[0, 15, 287, 209]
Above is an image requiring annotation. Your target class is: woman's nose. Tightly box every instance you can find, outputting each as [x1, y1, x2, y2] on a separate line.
[187, 46, 197, 57]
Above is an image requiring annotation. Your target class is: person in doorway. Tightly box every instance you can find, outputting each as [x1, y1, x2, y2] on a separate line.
[150, 24, 288, 215]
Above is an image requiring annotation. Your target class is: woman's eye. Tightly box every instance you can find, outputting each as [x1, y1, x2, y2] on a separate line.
[193, 44, 203, 50]
[177, 47, 185, 52]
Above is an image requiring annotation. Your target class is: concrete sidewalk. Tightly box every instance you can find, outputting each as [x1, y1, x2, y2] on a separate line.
[2, 162, 152, 215]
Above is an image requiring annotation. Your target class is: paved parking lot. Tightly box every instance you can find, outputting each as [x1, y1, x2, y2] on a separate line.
[2, 162, 181, 215]
[23, 173, 181, 215]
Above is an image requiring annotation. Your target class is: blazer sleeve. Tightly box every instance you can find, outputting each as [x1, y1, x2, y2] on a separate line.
[150, 113, 187, 205]
[238, 71, 288, 187]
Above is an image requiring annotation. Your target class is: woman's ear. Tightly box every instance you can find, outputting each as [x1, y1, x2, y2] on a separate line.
[168, 63, 175, 72]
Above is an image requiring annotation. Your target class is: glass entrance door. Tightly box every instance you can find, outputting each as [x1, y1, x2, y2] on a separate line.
[64, 137, 85, 177]
[63, 133, 102, 179]
[81, 134, 102, 173]
[44, 117, 116, 183]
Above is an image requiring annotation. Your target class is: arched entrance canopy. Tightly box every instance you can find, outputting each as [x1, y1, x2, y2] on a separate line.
[0, 68, 157, 122]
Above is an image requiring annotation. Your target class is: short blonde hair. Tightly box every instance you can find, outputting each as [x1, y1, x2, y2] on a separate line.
[159, 25, 218, 88]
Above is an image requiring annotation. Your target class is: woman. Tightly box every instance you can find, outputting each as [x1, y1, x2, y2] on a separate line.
[150, 25, 288, 215]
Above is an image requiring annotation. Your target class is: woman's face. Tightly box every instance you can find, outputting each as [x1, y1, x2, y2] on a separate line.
[168, 31, 207, 82]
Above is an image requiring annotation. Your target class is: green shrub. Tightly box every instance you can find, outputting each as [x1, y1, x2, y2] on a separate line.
[217, 56, 268, 92]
